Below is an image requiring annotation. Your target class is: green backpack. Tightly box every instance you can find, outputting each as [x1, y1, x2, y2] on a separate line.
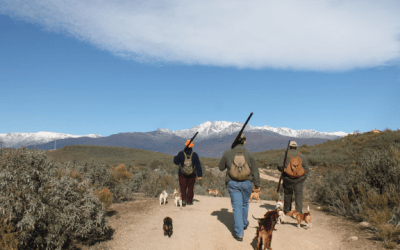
[180, 151, 195, 175]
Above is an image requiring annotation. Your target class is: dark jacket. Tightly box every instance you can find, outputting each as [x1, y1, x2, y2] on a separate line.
[174, 148, 202, 177]
[277, 148, 309, 181]
[218, 144, 260, 187]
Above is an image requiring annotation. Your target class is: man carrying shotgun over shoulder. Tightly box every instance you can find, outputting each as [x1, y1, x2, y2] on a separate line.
[218, 113, 260, 242]
[174, 132, 202, 206]
[277, 141, 309, 215]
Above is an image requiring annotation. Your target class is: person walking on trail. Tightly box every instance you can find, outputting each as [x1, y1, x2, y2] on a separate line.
[173, 140, 202, 207]
[218, 134, 260, 241]
[277, 141, 309, 215]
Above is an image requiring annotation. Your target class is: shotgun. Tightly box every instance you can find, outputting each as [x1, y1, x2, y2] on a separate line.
[184, 132, 198, 151]
[231, 112, 253, 149]
[277, 140, 291, 193]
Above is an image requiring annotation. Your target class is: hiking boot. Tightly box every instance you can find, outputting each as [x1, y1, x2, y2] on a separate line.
[244, 222, 249, 230]
[234, 235, 243, 242]
[187, 202, 193, 205]
[182, 201, 186, 207]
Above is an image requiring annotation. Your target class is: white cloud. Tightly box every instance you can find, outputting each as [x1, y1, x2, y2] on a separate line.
[2, 0, 400, 71]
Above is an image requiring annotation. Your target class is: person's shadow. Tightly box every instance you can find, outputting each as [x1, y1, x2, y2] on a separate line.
[210, 208, 235, 236]
[259, 203, 276, 211]
[212, 208, 263, 249]
[250, 235, 258, 249]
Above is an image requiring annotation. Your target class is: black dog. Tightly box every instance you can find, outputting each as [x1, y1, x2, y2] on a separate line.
[163, 217, 173, 237]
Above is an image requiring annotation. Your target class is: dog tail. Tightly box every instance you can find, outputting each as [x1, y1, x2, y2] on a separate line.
[252, 214, 263, 220]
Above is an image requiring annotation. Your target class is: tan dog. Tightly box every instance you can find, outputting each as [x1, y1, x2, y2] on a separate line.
[173, 188, 183, 209]
[286, 209, 297, 218]
[249, 188, 262, 203]
[206, 189, 222, 197]
[287, 206, 312, 229]
[253, 210, 279, 250]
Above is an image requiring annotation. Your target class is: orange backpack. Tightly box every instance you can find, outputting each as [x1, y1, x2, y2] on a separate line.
[284, 152, 305, 178]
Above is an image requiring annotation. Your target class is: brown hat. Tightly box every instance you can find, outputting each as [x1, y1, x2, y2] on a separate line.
[289, 141, 298, 147]
[185, 140, 194, 148]
[238, 134, 246, 144]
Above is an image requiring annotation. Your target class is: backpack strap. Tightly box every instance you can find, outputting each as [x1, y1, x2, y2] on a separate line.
[296, 152, 300, 157]
[188, 152, 193, 161]
[183, 151, 193, 159]
[288, 152, 292, 158]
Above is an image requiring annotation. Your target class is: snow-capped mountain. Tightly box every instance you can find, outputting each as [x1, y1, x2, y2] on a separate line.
[0, 132, 102, 148]
[1, 121, 347, 149]
[169, 121, 348, 140]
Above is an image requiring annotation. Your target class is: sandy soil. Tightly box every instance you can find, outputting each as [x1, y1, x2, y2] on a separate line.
[82, 169, 385, 250]
[93, 195, 384, 250]
[259, 168, 280, 183]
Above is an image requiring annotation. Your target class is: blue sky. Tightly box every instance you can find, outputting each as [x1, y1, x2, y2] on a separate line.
[1, 0, 399, 136]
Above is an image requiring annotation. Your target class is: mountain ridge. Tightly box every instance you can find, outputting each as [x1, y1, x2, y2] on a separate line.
[2, 121, 348, 157]
[1, 121, 347, 148]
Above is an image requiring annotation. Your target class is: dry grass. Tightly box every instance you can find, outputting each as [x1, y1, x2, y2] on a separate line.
[94, 187, 113, 209]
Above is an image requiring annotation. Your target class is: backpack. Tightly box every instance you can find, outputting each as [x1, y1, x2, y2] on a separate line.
[180, 151, 195, 175]
[284, 152, 305, 178]
[228, 149, 251, 181]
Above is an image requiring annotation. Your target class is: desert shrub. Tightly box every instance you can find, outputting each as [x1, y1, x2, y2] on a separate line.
[375, 223, 400, 248]
[81, 160, 113, 188]
[111, 164, 132, 183]
[139, 168, 179, 197]
[0, 148, 109, 250]
[93, 187, 113, 209]
[0, 221, 19, 250]
[300, 148, 310, 155]
[148, 160, 164, 170]
[67, 161, 135, 203]
[130, 171, 147, 192]
[307, 143, 400, 246]
[363, 146, 400, 195]
[196, 169, 228, 197]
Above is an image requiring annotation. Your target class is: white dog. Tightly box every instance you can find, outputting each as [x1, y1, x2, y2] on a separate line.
[275, 200, 285, 224]
[159, 190, 168, 205]
[173, 188, 183, 209]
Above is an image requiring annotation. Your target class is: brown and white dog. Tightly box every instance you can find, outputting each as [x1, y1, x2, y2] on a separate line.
[249, 188, 262, 203]
[253, 210, 279, 250]
[173, 188, 183, 208]
[275, 200, 284, 224]
[159, 190, 168, 205]
[287, 206, 312, 229]
[206, 189, 222, 197]
[286, 209, 297, 218]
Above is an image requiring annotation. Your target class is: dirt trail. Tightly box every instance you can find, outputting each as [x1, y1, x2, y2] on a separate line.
[95, 170, 383, 250]
[103, 195, 383, 250]
[258, 168, 280, 183]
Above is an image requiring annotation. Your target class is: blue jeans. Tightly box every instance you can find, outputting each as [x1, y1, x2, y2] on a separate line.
[227, 180, 253, 237]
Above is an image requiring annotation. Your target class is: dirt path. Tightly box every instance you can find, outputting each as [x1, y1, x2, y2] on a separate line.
[101, 196, 383, 250]
[88, 170, 384, 250]
[259, 168, 280, 183]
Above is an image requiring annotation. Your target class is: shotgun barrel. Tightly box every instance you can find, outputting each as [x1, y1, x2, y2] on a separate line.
[231, 112, 253, 149]
[277, 140, 291, 193]
[184, 132, 198, 151]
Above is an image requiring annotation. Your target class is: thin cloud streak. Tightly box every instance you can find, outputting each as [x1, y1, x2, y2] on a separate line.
[2, 0, 400, 70]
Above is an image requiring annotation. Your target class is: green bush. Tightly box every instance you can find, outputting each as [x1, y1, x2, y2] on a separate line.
[0, 148, 109, 250]
[307, 143, 400, 222]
